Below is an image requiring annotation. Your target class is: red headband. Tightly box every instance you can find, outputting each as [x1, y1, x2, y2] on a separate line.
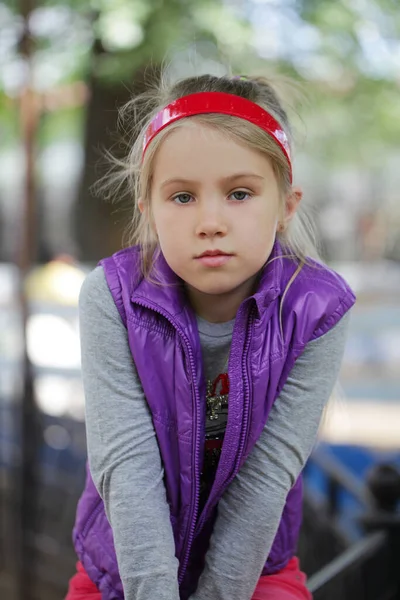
[143, 91, 292, 182]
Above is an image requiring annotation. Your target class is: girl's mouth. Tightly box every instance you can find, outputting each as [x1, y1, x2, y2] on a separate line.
[195, 250, 233, 267]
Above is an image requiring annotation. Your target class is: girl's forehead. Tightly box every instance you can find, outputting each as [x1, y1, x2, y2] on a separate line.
[158, 119, 239, 147]
[151, 121, 273, 184]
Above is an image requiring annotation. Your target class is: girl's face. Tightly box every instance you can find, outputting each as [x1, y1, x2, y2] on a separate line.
[145, 121, 301, 321]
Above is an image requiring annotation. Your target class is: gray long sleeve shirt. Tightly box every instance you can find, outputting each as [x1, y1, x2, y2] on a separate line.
[80, 266, 350, 600]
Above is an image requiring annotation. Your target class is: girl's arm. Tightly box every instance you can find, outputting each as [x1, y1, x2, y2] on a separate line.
[190, 310, 351, 600]
[79, 267, 180, 600]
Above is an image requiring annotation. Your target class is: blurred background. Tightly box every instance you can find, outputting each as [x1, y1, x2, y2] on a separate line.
[1, 0, 400, 599]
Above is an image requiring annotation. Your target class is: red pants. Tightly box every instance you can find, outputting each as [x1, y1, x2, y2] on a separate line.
[66, 557, 312, 599]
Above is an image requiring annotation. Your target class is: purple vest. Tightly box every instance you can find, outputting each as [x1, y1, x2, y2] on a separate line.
[73, 241, 355, 599]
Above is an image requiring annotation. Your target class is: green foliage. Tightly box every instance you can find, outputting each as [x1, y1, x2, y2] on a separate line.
[39, 105, 84, 147]
[0, 92, 18, 145]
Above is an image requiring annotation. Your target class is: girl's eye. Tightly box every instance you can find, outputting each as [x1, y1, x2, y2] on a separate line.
[230, 190, 251, 201]
[173, 193, 193, 205]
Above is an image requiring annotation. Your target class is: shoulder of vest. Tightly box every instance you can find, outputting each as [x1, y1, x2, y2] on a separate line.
[281, 259, 356, 341]
[100, 246, 141, 284]
[105, 245, 141, 267]
[98, 246, 142, 326]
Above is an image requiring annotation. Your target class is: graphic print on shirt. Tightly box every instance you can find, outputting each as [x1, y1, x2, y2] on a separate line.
[200, 371, 230, 510]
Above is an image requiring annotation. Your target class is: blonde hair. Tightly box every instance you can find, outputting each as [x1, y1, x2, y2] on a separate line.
[100, 73, 321, 278]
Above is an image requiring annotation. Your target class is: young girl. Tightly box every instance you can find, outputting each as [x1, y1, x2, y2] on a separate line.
[67, 74, 355, 600]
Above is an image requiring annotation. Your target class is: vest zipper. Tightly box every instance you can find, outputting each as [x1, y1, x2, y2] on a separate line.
[194, 303, 255, 535]
[236, 305, 255, 465]
[131, 297, 200, 585]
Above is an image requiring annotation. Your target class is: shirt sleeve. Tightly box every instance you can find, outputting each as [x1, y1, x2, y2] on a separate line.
[190, 310, 351, 600]
[79, 266, 180, 600]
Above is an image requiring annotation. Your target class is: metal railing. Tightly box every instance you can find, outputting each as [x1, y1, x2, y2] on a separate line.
[303, 449, 400, 600]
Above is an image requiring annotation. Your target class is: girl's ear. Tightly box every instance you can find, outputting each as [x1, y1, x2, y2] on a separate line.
[283, 186, 302, 227]
[138, 198, 157, 236]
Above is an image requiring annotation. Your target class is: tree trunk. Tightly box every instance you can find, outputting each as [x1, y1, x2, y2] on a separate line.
[74, 49, 161, 263]
[74, 74, 132, 262]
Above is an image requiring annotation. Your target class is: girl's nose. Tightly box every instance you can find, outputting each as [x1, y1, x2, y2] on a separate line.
[194, 202, 228, 238]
